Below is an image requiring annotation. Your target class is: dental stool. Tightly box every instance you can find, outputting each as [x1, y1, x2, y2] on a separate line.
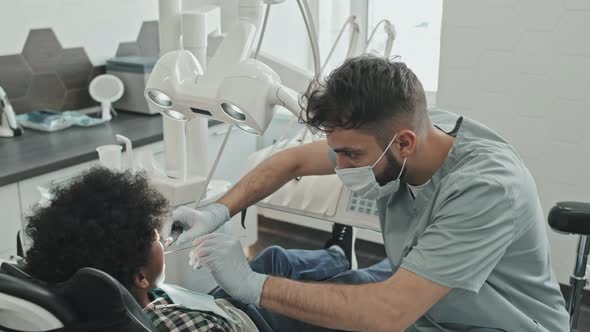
[0, 263, 157, 331]
[548, 201, 590, 331]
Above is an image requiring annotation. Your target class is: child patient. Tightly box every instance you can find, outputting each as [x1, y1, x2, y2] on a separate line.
[25, 167, 364, 332]
[25, 167, 252, 331]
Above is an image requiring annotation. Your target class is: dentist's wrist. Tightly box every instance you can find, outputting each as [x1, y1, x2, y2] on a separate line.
[242, 272, 268, 306]
[202, 203, 231, 228]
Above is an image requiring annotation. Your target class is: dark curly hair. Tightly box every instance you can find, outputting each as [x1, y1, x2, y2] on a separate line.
[300, 55, 427, 134]
[25, 167, 169, 288]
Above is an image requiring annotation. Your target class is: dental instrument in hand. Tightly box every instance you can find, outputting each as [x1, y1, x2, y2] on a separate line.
[164, 235, 246, 255]
[164, 225, 184, 247]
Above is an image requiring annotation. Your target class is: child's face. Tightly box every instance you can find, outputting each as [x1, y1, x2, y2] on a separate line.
[144, 229, 165, 289]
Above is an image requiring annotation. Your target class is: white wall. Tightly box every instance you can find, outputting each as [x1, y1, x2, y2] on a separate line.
[437, 0, 590, 285]
[368, 0, 442, 92]
[0, 0, 159, 64]
[317, 1, 352, 75]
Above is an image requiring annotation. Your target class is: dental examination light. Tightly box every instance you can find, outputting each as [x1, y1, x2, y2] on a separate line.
[141, 0, 314, 207]
[146, 2, 304, 137]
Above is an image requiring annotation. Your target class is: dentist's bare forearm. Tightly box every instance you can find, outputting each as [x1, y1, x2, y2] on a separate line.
[259, 269, 450, 332]
[260, 277, 402, 331]
[217, 150, 298, 216]
[217, 140, 334, 217]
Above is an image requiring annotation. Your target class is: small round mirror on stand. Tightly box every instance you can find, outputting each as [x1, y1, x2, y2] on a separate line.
[89, 74, 124, 121]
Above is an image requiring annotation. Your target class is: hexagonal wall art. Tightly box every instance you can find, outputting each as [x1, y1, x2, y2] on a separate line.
[63, 88, 92, 111]
[116, 21, 160, 57]
[0, 28, 106, 114]
[137, 21, 160, 57]
[27, 73, 66, 111]
[0, 22, 158, 115]
[9, 98, 32, 115]
[22, 28, 63, 74]
[57, 47, 93, 90]
[0, 54, 33, 98]
[87, 66, 107, 85]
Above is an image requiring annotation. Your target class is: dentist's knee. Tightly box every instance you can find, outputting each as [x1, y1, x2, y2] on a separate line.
[250, 245, 291, 276]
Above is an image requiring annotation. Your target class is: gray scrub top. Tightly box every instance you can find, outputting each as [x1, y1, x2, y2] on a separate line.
[332, 108, 569, 331]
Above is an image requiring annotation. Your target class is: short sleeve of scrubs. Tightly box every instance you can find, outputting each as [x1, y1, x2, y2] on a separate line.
[400, 174, 516, 293]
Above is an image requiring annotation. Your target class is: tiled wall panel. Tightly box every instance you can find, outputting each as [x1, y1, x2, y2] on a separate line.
[0, 21, 159, 114]
[437, 0, 590, 285]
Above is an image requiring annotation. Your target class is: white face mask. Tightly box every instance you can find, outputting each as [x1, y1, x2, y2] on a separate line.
[335, 133, 407, 200]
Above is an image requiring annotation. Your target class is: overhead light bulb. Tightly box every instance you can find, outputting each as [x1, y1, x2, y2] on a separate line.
[147, 89, 173, 108]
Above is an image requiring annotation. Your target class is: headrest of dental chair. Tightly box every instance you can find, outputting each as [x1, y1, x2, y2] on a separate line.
[1, 260, 32, 280]
[57, 267, 157, 332]
[0, 272, 76, 326]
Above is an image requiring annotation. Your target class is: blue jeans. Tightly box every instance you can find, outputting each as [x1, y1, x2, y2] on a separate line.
[214, 245, 393, 332]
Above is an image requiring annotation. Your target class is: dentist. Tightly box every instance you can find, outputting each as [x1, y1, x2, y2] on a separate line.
[162, 55, 569, 331]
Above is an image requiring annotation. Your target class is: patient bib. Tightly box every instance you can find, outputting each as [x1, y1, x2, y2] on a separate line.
[159, 283, 238, 323]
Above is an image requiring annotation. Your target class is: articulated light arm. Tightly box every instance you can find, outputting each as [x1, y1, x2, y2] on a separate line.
[276, 86, 304, 121]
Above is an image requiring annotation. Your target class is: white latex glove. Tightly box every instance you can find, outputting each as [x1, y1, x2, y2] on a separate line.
[190, 233, 268, 305]
[160, 204, 230, 246]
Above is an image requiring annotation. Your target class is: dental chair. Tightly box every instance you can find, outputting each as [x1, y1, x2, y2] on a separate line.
[1, 230, 275, 332]
[0, 261, 275, 332]
[0, 262, 158, 331]
[548, 202, 590, 331]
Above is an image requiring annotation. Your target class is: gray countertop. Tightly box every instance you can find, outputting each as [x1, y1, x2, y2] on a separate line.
[0, 112, 225, 186]
[0, 111, 225, 186]
[0, 111, 164, 186]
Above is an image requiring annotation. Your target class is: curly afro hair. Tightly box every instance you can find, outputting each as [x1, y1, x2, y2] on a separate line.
[25, 167, 169, 288]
